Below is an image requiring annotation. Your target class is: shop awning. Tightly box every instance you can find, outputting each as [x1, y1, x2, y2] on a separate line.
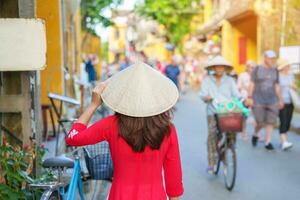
[197, 11, 225, 34]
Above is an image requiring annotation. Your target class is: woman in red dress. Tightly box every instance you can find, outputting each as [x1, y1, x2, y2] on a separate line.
[66, 62, 184, 200]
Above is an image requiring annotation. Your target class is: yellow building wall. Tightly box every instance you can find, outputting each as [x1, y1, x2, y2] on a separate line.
[108, 27, 116, 63]
[108, 25, 127, 63]
[64, 4, 82, 98]
[222, 20, 235, 67]
[204, 0, 213, 23]
[37, 0, 64, 104]
[143, 41, 169, 62]
[222, 15, 257, 74]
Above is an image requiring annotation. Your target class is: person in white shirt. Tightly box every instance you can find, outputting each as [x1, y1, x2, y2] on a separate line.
[237, 60, 256, 140]
[277, 58, 297, 150]
[238, 60, 256, 99]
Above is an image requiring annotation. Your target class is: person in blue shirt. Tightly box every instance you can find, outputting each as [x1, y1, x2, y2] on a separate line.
[199, 55, 241, 174]
[119, 57, 130, 71]
[165, 58, 181, 88]
[85, 54, 97, 86]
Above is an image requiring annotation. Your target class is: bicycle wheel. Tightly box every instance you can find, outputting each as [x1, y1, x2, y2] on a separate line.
[222, 145, 237, 191]
[41, 190, 62, 200]
[49, 191, 61, 200]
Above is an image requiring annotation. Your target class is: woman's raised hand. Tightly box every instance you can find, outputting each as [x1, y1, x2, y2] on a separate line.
[91, 82, 107, 108]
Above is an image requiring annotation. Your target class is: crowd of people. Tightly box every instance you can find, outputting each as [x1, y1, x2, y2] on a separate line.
[84, 50, 298, 156]
[72, 49, 299, 199]
[98, 54, 205, 95]
[199, 50, 298, 174]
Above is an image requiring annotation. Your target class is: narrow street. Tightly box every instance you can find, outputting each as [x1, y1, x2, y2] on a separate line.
[175, 92, 300, 200]
[48, 90, 300, 200]
[2, 1, 300, 200]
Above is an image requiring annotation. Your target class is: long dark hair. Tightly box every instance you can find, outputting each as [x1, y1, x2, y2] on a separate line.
[116, 110, 173, 152]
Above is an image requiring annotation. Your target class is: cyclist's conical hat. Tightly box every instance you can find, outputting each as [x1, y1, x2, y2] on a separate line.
[205, 55, 233, 70]
[101, 62, 179, 117]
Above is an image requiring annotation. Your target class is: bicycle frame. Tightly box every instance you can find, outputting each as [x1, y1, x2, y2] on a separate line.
[35, 157, 85, 200]
[65, 157, 85, 200]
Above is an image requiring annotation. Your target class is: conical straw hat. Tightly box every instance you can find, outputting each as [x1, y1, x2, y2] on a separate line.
[205, 55, 233, 70]
[277, 58, 290, 71]
[101, 62, 179, 117]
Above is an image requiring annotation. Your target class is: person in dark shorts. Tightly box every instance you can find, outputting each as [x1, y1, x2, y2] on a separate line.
[277, 59, 297, 150]
[247, 50, 284, 150]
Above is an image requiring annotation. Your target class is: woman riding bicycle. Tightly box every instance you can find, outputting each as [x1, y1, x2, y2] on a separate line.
[66, 62, 184, 200]
[199, 56, 242, 174]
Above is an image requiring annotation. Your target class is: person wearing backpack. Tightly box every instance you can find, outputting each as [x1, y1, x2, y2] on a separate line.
[247, 50, 284, 150]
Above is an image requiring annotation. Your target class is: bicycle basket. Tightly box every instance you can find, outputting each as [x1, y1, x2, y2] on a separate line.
[216, 112, 244, 132]
[84, 141, 113, 180]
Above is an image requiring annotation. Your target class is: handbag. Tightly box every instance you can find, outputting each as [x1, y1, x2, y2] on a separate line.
[289, 88, 300, 112]
[84, 141, 113, 180]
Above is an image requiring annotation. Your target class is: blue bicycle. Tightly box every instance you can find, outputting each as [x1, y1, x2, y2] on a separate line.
[29, 148, 86, 200]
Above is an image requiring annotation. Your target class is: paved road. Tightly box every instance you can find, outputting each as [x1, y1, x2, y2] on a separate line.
[174, 92, 300, 200]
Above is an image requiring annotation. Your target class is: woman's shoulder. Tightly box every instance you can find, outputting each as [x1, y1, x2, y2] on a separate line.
[98, 114, 117, 121]
[95, 114, 118, 128]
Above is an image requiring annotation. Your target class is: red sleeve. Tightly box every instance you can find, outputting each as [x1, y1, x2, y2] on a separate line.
[163, 125, 184, 197]
[65, 115, 116, 146]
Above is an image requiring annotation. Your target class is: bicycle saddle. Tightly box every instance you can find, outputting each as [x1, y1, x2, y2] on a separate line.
[43, 156, 74, 168]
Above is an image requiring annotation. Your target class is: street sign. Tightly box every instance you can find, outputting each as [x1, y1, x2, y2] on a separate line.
[0, 18, 46, 71]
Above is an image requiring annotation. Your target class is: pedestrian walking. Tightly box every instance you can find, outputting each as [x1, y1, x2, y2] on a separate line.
[85, 54, 97, 86]
[247, 50, 284, 150]
[238, 60, 256, 99]
[237, 60, 256, 140]
[66, 62, 184, 200]
[165, 58, 181, 88]
[277, 58, 297, 150]
[199, 56, 241, 174]
[119, 57, 130, 71]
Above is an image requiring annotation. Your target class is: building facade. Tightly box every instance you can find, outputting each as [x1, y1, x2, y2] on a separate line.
[198, 0, 300, 73]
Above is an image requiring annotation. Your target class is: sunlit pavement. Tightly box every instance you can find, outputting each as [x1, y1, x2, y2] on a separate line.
[175, 91, 300, 200]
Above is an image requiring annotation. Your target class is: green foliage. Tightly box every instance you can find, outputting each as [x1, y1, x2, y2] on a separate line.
[0, 141, 50, 200]
[136, 0, 200, 47]
[81, 0, 122, 35]
[0, 144, 32, 199]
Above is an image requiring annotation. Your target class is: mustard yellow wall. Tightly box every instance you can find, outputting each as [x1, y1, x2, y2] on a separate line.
[204, 0, 213, 23]
[64, 4, 82, 98]
[222, 15, 257, 74]
[37, 0, 64, 104]
[108, 27, 115, 63]
[222, 20, 235, 67]
[108, 25, 127, 63]
[143, 41, 169, 62]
